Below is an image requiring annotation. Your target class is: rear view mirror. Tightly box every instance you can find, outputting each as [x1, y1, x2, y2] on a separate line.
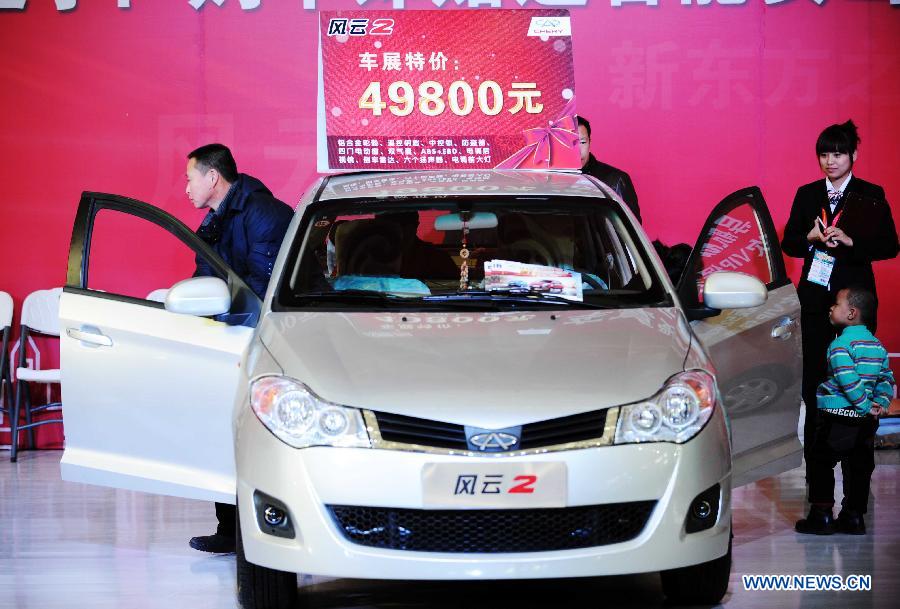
[165, 276, 231, 317]
[434, 212, 498, 231]
[703, 271, 767, 310]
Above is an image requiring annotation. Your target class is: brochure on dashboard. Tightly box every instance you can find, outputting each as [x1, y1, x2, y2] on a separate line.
[484, 259, 583, 301]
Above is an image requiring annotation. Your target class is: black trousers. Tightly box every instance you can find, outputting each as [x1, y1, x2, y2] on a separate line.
[215, 501, 237, 537]
[800, 312, 836, 460]
[807, 413, 878, 514]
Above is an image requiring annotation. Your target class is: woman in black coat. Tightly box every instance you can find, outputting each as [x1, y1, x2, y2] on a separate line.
[781, 120, 899, 462]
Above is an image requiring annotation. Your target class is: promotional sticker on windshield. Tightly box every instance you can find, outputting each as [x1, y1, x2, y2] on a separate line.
[484, 260, 583, 301]
[317, 9, 579, 172]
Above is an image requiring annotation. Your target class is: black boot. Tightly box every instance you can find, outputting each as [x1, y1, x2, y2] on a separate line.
[795, 506, 835, 535]
[189, 533, 236, 553]
[837, 510, 866, 535]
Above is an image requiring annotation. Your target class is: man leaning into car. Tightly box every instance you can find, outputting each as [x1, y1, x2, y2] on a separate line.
[185, 143, 294, 553]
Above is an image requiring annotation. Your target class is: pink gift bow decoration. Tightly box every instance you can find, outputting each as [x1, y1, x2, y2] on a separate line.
[495, 98, 580, 170]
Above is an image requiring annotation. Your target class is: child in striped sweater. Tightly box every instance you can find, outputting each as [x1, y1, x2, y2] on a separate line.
[796, 287, 895, 535]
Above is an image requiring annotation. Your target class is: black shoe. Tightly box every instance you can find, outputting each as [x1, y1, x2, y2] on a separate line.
[189, 533, 236, 553]
[837, 510, 866, 535]
[795, 507, 835, 535]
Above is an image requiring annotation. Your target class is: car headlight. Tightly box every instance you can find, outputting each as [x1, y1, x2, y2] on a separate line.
[250, 376, 371, 449]
[614, 370, 717, 444]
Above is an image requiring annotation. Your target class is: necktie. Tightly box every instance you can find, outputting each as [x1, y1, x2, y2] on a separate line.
[827, 189, 842, 210]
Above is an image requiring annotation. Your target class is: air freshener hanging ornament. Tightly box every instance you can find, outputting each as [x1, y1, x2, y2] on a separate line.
[458, 218, 470, 291]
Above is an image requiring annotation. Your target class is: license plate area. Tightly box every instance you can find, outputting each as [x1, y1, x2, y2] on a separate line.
[422, 462, 567, 508]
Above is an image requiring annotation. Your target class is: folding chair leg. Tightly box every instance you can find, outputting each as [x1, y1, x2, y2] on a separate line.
[10, 380, 22, 462]
[24, 386, 35, 450]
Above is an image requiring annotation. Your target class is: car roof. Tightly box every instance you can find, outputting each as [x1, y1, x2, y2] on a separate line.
[317, 170, 612, 201]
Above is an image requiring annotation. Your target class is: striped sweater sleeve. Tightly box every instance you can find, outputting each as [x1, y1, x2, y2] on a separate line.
[873, 354, 896, 410]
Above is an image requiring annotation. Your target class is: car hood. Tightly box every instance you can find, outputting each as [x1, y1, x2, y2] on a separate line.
[258, 308, 691, 429]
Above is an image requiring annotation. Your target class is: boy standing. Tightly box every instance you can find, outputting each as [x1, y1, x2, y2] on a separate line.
[796, 287, 895, 535]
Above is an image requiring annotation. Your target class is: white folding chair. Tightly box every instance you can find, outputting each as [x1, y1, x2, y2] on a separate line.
[0, 291, 13, 438]
[10, 288, 63, 462]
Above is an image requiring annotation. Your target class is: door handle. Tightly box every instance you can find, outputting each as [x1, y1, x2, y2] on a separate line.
[66, 327, 113, 347]
[771, 317, 796, 341]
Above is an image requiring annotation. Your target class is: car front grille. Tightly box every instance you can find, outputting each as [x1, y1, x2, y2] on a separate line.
[327, 501, 656, 553]
[373, 409, 609, 451]
[374, 412, 468, 449]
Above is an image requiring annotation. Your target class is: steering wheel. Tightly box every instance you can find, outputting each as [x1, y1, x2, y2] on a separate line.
[506, 239, 554, 266]
[582, 273, 608, 291]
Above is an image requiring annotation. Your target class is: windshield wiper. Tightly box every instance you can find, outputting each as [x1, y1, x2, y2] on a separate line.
[293, 289, 415, 304]
[423, 290, 613, 309]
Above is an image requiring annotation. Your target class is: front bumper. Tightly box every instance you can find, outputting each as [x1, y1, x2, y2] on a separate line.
[236, 406, 732, 579]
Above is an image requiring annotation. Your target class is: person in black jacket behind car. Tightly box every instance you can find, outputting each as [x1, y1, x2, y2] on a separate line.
[185, 143, 294, 553]
[577, 116, 641, 223]
[781, 120, 898, 467]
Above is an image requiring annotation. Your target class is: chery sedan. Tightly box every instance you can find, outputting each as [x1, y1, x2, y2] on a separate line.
[59, 170, 801, 608]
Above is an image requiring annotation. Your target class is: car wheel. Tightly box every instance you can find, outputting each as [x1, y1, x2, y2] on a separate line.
[236, 505, 299, 609]
[660, 535, 731, 605]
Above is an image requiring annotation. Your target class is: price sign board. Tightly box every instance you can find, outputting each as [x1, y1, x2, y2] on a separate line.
[317, 9, 579, 172]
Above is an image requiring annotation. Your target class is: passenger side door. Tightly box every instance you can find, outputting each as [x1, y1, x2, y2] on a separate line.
[60, 193, 260, 502]
[678, 187, 802, 486]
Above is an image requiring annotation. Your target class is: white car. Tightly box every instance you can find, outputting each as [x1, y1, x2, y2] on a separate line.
[60, 171, 802, 609]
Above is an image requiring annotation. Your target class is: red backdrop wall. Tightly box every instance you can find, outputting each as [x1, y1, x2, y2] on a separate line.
[1, 1, 898, 374]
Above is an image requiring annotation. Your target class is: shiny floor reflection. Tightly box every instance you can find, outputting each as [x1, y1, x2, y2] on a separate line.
[1, 449, 897, 609]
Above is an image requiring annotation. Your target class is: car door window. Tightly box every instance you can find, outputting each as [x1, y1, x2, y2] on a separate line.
[67, 193, 260, 324]
[86, 207, 202, 301]
[679, 187, 788, 309]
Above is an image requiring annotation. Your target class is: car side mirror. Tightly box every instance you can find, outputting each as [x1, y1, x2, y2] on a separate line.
[165, 276, 231, 317]
[702, 271, 767, 310]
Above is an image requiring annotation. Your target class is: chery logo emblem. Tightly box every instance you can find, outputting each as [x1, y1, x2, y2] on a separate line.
[534, 18, 561, 28]
[469, 432, 519, 451]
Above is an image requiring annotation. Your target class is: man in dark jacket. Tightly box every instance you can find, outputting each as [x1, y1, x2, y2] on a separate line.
[577, 116, 641, 223]
[185, 143, 294, 553]
[188, 143, 294, 299]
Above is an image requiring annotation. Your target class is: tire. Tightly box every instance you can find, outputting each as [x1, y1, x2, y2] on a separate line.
[660, 536, 732, 605]
[236, 505, 298, 609]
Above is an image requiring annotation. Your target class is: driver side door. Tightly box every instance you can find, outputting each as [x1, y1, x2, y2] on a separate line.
[60, 192, 261, 503]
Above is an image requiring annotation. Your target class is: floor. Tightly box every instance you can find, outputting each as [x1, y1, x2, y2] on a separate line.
[1, 449, 897, 609]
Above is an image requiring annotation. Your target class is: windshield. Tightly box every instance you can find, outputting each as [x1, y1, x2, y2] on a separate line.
[276, 196, 668, 310]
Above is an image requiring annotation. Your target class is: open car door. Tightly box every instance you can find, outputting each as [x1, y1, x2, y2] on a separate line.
[59, 193, 262, 503]
[678, 187, 803, 486]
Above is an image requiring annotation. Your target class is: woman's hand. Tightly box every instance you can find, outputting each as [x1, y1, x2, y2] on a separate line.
[823, 225, 853, 248]
[806, 220, 825, 244]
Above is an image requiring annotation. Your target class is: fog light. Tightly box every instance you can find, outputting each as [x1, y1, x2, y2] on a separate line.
[692, 500, 712, 520]
[686, 484, 720, 534]
[253, 490, 295, 539]
[264, 505, 285, 526]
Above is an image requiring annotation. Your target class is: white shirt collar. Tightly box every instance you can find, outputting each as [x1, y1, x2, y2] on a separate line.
[826, 172, 852, 195]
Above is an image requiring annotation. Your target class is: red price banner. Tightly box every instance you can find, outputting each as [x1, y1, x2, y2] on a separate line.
[317, 9, 579, 172]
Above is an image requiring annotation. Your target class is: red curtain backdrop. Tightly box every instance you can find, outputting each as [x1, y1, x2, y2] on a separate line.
[1, 1, 898, 388]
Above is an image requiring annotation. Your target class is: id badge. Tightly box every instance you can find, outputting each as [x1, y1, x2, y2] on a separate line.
[807, 250, 835, 287]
